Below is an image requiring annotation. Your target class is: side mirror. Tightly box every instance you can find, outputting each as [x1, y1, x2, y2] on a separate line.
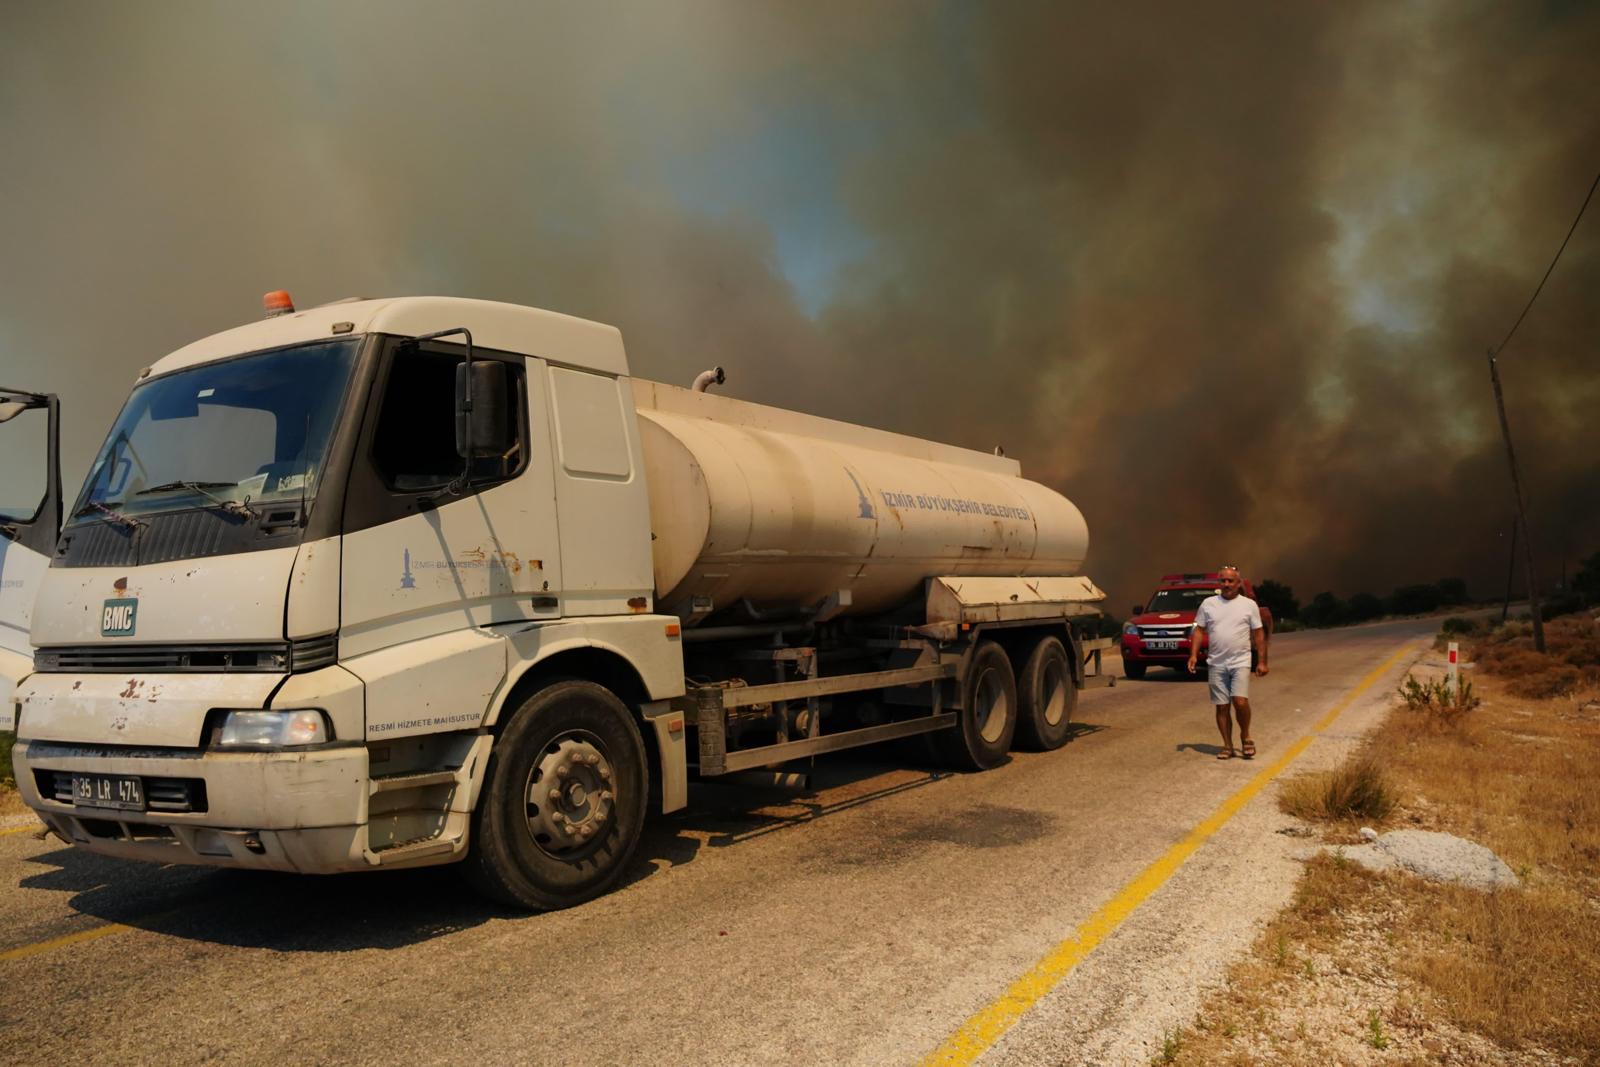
[0, 390, 61, 554]
[455, 360, 513, 459]
[1131, 604, 1143, 618]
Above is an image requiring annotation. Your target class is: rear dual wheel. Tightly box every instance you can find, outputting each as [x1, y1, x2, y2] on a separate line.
[1015, 635, 1077, 751]
[934, 640, 1017, 770]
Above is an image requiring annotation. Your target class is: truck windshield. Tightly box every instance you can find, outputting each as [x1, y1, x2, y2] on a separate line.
[1145, 588, 1218, 613]
[71, 340, 359, 523]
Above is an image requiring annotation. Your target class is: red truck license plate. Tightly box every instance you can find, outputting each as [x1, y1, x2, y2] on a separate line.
[72, 774, 145, 811]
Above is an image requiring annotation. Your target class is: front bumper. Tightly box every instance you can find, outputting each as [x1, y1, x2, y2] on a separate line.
[14, 739, 373, 873]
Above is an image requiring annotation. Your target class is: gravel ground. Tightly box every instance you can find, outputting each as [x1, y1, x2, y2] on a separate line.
[1340, 828, 1521, 891]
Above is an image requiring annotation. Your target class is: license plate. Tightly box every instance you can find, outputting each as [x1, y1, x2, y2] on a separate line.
[1145, 639, 1179, 651]
[72, 774, 145, 811]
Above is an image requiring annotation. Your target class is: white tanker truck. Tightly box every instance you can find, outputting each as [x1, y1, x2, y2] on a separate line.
[11, 295, 1106, 910]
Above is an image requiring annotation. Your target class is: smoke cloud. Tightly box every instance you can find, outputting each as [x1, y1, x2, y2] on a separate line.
[2, 1, 1596, 606]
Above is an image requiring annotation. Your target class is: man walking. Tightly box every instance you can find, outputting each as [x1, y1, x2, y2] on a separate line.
[1187, 566, 1268, 759]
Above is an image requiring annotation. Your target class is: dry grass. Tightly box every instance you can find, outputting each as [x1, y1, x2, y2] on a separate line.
[1279, 758, 1396, 823]
[0, 730, 28, 816]
[1173, 662, 1600, 1063]
[1472, 614, 1600, 699]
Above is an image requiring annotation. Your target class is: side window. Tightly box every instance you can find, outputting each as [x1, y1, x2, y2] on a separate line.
[371, 346, 526, 492]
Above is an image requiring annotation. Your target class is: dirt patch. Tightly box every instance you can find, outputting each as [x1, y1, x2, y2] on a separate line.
[1170, 653, 1600, 1063]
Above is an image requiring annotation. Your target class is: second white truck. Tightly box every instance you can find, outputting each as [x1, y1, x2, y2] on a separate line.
[12, 295, 1105, 909]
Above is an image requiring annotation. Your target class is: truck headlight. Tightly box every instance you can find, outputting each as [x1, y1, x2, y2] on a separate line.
[1122, 621, 1140, 635]
[219, 709, 330, 747]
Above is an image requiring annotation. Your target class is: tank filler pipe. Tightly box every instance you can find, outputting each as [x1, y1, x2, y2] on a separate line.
[691, 366, 726, 392]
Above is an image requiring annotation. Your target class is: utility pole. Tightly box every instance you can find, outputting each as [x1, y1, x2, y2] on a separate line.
[1487, 348, 1545, 652]
[1501, 521, 1517, 624]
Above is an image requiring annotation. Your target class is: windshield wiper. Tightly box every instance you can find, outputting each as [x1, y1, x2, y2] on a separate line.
[71, 500, 145, 531]
[135, 480, 259, 519]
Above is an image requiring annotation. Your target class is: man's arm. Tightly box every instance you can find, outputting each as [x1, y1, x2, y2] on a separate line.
[1251, 611, 1269, 676]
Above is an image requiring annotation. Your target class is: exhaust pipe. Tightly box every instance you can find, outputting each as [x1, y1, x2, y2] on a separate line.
[692, 366, 726, 393]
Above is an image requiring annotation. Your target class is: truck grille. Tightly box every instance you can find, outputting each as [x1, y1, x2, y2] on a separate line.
[33, 634, 337, 674]
[37, 771, 209, 813]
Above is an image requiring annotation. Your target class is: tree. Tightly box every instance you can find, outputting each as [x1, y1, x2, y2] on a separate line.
[1387, 584, 1441, 615]
[1254, 579, 1299, 621]
[1347, 592, 1384, 622]
[1574, 551, 1600, 604]
[1301, 592, 1348, 628]
[1435, 577, 1469, 606]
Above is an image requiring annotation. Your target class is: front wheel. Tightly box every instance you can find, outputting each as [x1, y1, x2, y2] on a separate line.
[1122, 658, 1147, 680]
[465, 680, 647, 910]
[934, 641, 1016, 770]
[1015, 636, 1078, 751]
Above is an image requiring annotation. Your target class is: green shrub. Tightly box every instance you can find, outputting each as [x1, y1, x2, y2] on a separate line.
[1398, 673, 1479, 725]
[1, 731, 14, 791]
[1440, 616, 1478, 636]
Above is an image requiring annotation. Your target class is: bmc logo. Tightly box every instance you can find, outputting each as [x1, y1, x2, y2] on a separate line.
[101, 598, 138, 637]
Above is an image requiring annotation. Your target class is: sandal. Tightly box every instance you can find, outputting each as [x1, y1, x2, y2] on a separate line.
[1241, 740, 1256, 760]
[1216, 747, 1235, 760]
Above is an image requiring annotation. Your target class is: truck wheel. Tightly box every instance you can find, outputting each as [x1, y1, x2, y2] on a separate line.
[1122, 659, 1147, 680]
[1015, 636, 1077, 751]
[464, 680, 647, 911]
[935, 641, 1016, 770]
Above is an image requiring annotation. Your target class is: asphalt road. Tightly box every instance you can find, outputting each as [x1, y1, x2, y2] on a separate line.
[0, 618, 1434, 1064]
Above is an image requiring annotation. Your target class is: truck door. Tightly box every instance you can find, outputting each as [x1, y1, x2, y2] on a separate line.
[337, 340, 560, 739]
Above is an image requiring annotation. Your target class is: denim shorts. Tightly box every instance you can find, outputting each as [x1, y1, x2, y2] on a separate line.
[1208, 664, 1250, 705]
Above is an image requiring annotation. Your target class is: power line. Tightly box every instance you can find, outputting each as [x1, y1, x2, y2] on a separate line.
[1491, 166, 1600, 356]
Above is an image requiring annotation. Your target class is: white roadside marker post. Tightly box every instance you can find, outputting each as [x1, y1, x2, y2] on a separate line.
[1447, 641, 1460, 691]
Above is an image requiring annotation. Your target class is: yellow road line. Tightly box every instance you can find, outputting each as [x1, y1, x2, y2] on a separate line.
[921, 641, 1419, 1066]
[0, 921, 133, 963]
[0, 822, 43, 838]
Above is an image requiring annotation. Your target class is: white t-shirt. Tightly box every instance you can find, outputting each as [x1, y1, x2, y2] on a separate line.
[1194, 594, 1263, 670]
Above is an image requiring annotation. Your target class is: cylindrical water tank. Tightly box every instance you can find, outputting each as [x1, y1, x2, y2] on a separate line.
[633, 381, 1089, 620]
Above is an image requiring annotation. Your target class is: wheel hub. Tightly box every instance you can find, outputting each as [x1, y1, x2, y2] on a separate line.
[526, 737, 615, 852]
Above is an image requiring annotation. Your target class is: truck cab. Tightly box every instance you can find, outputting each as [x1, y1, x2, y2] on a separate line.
[1119, 572, 1272, 680]
[0, 387, 61, 727]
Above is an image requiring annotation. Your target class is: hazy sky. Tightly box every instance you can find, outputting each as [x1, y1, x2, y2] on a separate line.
[2, 1, 1597, 606]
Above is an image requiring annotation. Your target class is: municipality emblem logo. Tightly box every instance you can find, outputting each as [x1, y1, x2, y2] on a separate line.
[845, 469, 876, 520]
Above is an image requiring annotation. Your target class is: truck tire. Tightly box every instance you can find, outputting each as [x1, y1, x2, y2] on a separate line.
[1122, 659, 1147, 680]
[1015, 636, 1077, 751]
[464, 679, 648, 911]
[935, 640, 1016, 770]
